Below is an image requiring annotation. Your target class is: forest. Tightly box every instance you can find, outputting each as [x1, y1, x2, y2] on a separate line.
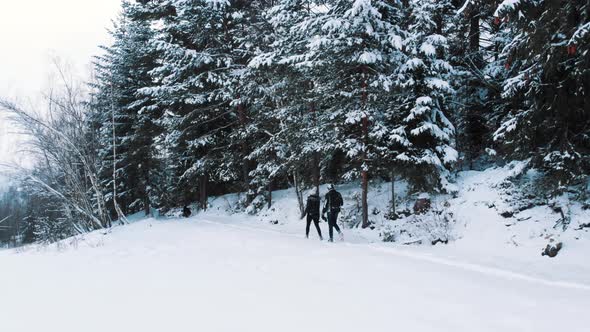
[0, 0, 588, 245]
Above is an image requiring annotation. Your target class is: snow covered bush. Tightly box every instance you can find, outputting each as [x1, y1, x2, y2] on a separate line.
[245, 194, 267, 216]
[381, 207, 456, 245]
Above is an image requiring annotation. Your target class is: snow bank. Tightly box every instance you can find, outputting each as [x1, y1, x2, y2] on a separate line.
[198, 161, 590, 286]
[1, 214, 588, 332]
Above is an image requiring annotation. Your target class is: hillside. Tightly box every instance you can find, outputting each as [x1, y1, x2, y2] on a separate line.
[2, 163, 589, 331]
[200, 162, 590, 273]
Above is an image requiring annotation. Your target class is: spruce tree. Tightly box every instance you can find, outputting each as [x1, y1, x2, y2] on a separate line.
[91, 0, 162, 216]
[394, 0, 458, 193]
[493, 0, 590, 193]
[248, 0, 326, 203]
[299, 0, 405, 227]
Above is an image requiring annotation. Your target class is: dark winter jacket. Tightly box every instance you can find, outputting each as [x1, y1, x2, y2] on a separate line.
[182, 206, 191, 218]
[323, 189, 343, 214]
[303, 194, 321, 218]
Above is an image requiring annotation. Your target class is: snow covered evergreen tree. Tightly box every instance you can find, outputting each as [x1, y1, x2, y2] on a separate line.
[138, 0, 239, 209]
[448, 1, 501, 170]
[218, 1, 274, 206]
[493, 0, 590, 194]
[91, 1, 162, 217]
[295, 0, 405, 227]
[393, 0, 458, 193]
[248, 0, 328, 208]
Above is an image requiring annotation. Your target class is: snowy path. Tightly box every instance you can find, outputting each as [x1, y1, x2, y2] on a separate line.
[0, 218, 588, 332]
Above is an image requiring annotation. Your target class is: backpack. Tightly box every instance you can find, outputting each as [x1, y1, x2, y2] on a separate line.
[334, 191, 343, 208]
[327, 190, 343, 212]
[306, 194, 320, 216]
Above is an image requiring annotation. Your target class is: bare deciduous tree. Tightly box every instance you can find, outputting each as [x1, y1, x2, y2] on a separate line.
[0, 58, 111, 238]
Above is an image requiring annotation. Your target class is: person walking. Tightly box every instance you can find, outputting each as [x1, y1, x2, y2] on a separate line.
[182, 205, 192, 218]
[302, 193, 323, 240]
[322, 184, 344, 242]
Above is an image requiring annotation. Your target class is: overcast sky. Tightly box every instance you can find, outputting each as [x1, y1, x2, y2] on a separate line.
[0, 0, 122, 167]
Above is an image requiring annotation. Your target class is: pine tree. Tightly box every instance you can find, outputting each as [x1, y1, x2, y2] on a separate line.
[493, 0, 590, 193]
[219, 0, 274, 206]
[248, 0, 327, 208]
[138, 0, 234, 209]
[91, 0, 162, 217]
[449, 0, 500, 170]
[394, 0, 458, 193]
[298, 0, 405, 227]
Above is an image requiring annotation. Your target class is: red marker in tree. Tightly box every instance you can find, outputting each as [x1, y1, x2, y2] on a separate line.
[567, 44, 577, 55]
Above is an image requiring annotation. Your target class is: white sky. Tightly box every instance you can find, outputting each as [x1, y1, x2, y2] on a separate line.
[0, 0, 122, 167]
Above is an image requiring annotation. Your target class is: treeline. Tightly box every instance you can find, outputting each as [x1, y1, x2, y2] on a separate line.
[1, 0, 588, 243]
[0, 187, 28, 246]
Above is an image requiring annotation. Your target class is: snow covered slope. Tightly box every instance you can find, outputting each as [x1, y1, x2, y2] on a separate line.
[1, 164, 589, 331]
[1, 217, 588, 332]
[198, 162, 590, 285]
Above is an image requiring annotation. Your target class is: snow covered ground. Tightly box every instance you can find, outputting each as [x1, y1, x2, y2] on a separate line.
[1, 215, 589, 331]
[1, 165, 589, 332]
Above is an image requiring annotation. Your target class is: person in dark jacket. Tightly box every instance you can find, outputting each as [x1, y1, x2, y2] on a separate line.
[182, 205, 192, 218]
[322, 184, 343, 242]
[302, 193, 323, 240]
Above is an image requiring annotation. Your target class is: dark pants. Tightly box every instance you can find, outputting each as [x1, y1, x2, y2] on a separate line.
[306, 215, 322, 238]
[327, 211, 341, 240]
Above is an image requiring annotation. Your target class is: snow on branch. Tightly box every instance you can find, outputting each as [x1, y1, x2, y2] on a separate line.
[494, 0, 522, 17]
[570, 22, 590, 44]
[456, 0, 472, 16]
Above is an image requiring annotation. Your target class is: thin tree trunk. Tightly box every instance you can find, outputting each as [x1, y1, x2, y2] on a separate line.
[468, 9, 482, 170]
[144, 197, 150, 216]
[14, 216, 19, 247]
[391, 168, 396, 213]
[144, 159, 151, 216]
[313, 152, 320, 195]
[111, 86, 127, 226]
[294, 171, 305, 217]
[469, 11, 480, 55]
[361, 144, 369, 228]
[200, 174, 208, 211]
[361, 71, 369, 229]
[268, 179, 272, 209]
[310, 102, 320, 195]
[238, 100, 251, 203]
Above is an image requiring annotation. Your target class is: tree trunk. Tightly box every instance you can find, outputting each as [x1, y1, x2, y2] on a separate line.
[310, 102, 320, 195]
[144, 195, 150, 217]
[391, 168, 396, 213]
[111, 87, 127, 226]
[469, 11, 480, 55]
[238, 100, 251, 203]
[293, 171, 305, 217]
[361, 143, 369, 228]
[313, 152, 320, 195]
[14, 217, 19, 247]
[361, 70, 370, 229]
[144, 162, 151, 216]
[200, 174, 208, 211]
[361, 173, 369, 227]
[268, 179, 273, 209]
